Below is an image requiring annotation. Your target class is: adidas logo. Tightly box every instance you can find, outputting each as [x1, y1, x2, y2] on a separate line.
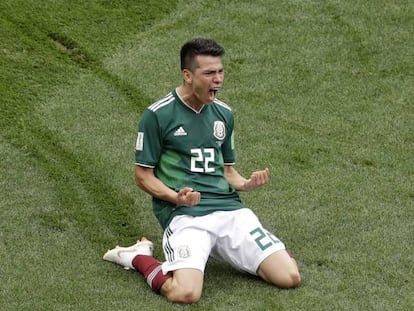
[174, 126, 187, 136]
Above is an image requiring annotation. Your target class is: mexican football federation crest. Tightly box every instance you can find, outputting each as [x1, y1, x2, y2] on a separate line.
[213, 121, 226, 140]
[177, 245, 191, 259]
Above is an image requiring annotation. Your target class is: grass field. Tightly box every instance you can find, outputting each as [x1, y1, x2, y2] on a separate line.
[1, 1, 413, 310]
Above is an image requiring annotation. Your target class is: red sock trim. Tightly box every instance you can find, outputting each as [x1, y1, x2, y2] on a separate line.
[132, 255, 172, 293]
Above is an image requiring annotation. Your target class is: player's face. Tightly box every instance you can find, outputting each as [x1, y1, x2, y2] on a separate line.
[184, 55, 224, 107]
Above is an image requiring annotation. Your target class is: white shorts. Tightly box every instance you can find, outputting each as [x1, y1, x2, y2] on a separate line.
[161, 208, 286, 275]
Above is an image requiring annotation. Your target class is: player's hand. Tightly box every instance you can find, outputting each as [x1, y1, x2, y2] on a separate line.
[176, 187, 201, 206]
[244, 168, 270, 191]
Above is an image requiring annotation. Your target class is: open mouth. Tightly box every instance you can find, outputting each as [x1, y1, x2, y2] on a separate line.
[209, 89, 218, 98]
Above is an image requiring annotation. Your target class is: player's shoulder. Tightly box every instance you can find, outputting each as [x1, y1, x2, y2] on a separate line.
[213, 98, 232, 113]
[213, 98, 232, 112]
[148, 92, 175, 112]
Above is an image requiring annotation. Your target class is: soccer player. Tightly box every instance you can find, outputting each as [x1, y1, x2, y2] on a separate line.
[103, 38, 300, 303]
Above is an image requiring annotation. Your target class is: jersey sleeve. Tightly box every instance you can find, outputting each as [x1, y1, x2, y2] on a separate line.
[135, 109, 162, 167]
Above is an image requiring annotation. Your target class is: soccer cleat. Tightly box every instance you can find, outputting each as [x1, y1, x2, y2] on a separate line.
[103, 239, 154, 270]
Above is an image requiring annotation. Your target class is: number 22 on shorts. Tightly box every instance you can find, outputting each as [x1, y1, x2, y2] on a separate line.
[249, 227, 281, 251]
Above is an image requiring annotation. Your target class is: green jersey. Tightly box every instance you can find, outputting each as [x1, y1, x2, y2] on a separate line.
[135, 89, 243, 229]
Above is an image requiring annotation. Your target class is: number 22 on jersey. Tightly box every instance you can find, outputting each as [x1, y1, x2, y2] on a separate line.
[191, 148, 215, 173]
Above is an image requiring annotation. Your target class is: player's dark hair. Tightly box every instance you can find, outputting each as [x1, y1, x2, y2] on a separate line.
[180, 38, 225, 72]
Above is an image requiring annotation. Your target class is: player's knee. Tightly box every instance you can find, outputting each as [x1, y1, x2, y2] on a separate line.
[279, 271, 301, 288]
[166, 286, 202, 304]
[180, 289, 202, 304]
[289, 271, 301, 288]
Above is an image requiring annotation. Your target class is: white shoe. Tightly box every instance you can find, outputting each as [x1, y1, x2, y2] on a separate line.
[103, 240, 154, 270]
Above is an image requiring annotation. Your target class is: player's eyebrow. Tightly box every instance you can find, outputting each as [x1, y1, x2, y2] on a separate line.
[203, 68, 224, 74]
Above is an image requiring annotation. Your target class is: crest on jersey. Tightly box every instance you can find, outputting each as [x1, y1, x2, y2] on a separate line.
[213, 121, 226, 140]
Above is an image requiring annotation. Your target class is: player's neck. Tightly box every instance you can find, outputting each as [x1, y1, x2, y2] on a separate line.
[176, 86, 204, 112]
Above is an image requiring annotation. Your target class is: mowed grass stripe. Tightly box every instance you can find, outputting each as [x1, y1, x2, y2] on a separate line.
[0, 2, 177, 245]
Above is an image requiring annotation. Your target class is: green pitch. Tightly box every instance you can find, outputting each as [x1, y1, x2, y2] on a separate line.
[1, 1, 412, 310]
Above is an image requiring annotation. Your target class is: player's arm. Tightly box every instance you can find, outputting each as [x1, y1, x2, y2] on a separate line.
[224, 165, 270, 192]
[135, 165, 200, 206]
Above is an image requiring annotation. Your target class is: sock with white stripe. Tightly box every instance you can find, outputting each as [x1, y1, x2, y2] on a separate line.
[132, 255, 172, 293]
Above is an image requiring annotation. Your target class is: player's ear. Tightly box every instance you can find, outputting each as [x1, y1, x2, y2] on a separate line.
[182, 68, 193, 84]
